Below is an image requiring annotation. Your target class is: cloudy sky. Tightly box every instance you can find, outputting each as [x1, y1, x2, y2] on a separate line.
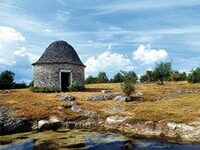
[0, 0, 200, 83]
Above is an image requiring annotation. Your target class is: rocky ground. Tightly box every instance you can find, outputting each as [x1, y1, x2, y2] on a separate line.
[0, 82, 200, 146]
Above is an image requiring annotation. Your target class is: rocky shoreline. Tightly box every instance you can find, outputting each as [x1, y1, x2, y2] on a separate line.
[1, 105, 200, 144]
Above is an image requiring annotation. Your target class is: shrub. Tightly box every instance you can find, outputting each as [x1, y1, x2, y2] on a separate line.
[30, 86, 60, 93]
[68, 82, 78, 92]
[85, 76, 97, 84]
[0, 70, 15, 89]
[188, 68, 200, 83]
[121, 71, 137, 97]
[121, 82, 135, 97]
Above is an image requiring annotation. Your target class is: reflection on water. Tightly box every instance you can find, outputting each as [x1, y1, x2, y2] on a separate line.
[1, 132, 200, 150]
[134, 139, 200, 150]
[0, 140, 33, 150]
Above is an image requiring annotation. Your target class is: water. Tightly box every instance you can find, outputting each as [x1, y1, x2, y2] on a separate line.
[1, 132, 200, 150]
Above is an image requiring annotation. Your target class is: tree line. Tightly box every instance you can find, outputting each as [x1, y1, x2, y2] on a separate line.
[86, 62, 200, 84]
[0, 62, 199, 90]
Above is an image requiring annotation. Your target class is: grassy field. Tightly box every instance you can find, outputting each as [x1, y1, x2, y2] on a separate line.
[0, 82, 200, 123]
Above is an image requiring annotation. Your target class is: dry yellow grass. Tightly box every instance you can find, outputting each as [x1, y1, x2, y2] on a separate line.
[0, 82, 200, 123]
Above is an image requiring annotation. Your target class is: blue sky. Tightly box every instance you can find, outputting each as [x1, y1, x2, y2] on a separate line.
[0, 0, 200, 83]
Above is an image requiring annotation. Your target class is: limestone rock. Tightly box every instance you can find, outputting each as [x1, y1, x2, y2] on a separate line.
[38, 116, 62, 131]
[58, 95, 76, 101]
[113, 95, 132, 102]
[106, 116, 127, 124]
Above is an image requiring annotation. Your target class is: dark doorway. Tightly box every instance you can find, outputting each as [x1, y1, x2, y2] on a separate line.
[61, 72, 70, 91]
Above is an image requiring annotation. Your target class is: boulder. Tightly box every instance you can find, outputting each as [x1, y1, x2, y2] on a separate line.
[113, 95, 132, 102]
[85, 94, 116, 101]
[38, 116, 62, 131]
[0, 119, 32, 135]
[106, 116, 127, 124]
[58, 95, 76, 101]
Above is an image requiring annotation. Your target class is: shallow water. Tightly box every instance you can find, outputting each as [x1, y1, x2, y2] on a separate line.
[1, 131, 200, 150]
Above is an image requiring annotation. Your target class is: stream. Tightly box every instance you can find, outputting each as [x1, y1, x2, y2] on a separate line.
[1, 129, 200, 150]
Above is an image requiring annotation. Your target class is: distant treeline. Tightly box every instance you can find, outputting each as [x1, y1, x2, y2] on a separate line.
[0, 62, 199, 90]
[85, 62, 200, 84]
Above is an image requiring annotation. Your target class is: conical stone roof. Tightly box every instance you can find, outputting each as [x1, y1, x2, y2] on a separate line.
[32, 40, 85, 67]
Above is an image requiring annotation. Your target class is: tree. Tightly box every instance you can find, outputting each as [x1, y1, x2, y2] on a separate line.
[121, 71, 137, 83]
[188, 68, 200, 83]
[0, 70, 15, 89]
[110, 72, 124, 83]
[153, 62, 172, 84]
[96, 72, 109, 83]
[121, 71, 137, 97]
[85, 75, 97, 84]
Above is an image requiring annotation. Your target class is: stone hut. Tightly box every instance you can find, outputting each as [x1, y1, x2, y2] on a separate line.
[32, 40, 85, 91]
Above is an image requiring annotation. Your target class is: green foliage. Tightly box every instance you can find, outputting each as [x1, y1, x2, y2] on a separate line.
[85, 72, 109, 84]
[140, 74, 149, 83]
[140, 70, 155, 83]
[121, 71, 137, 83]
[96, 72, 109, 83]
[153, 62, 172, 81]
[30, 86, 60, 93]
[170, 71, 187, 81]
[121, 71, 137, 96]
[110, 72, 124, 83]
[0, 70, 15, 89]
[85, 76, 97, 84]
[121, 82, 135, 97]
[188, 68, 200, 83]
[67, 82, 78, 92]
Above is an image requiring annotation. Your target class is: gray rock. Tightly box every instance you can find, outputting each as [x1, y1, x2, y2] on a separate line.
[38, 116, 62, 131]
[0, 119, 32, 135]
[58, 95, 76, 101]
[106, 116, 127, 124]
[71, 106, 84, 113]
[113, 95, 132, 102]
[85, 94, 116, 101]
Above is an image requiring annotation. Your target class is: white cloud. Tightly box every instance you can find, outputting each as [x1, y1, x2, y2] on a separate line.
[85, 51, 134, 76]
[14, 47, 38, 63]
[0, 26, 25, 42]
[133, 44, 168, 64]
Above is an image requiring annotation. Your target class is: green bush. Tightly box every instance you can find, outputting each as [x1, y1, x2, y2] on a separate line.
[121, 82, 135, 97]
[67, 82, 78, 92]
[188, 68, 200, 83]
[121, 71, 137, 97]
[30, 86, 60, 93]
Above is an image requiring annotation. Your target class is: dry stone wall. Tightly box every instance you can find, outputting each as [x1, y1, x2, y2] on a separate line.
[33, 63, 85, 89]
